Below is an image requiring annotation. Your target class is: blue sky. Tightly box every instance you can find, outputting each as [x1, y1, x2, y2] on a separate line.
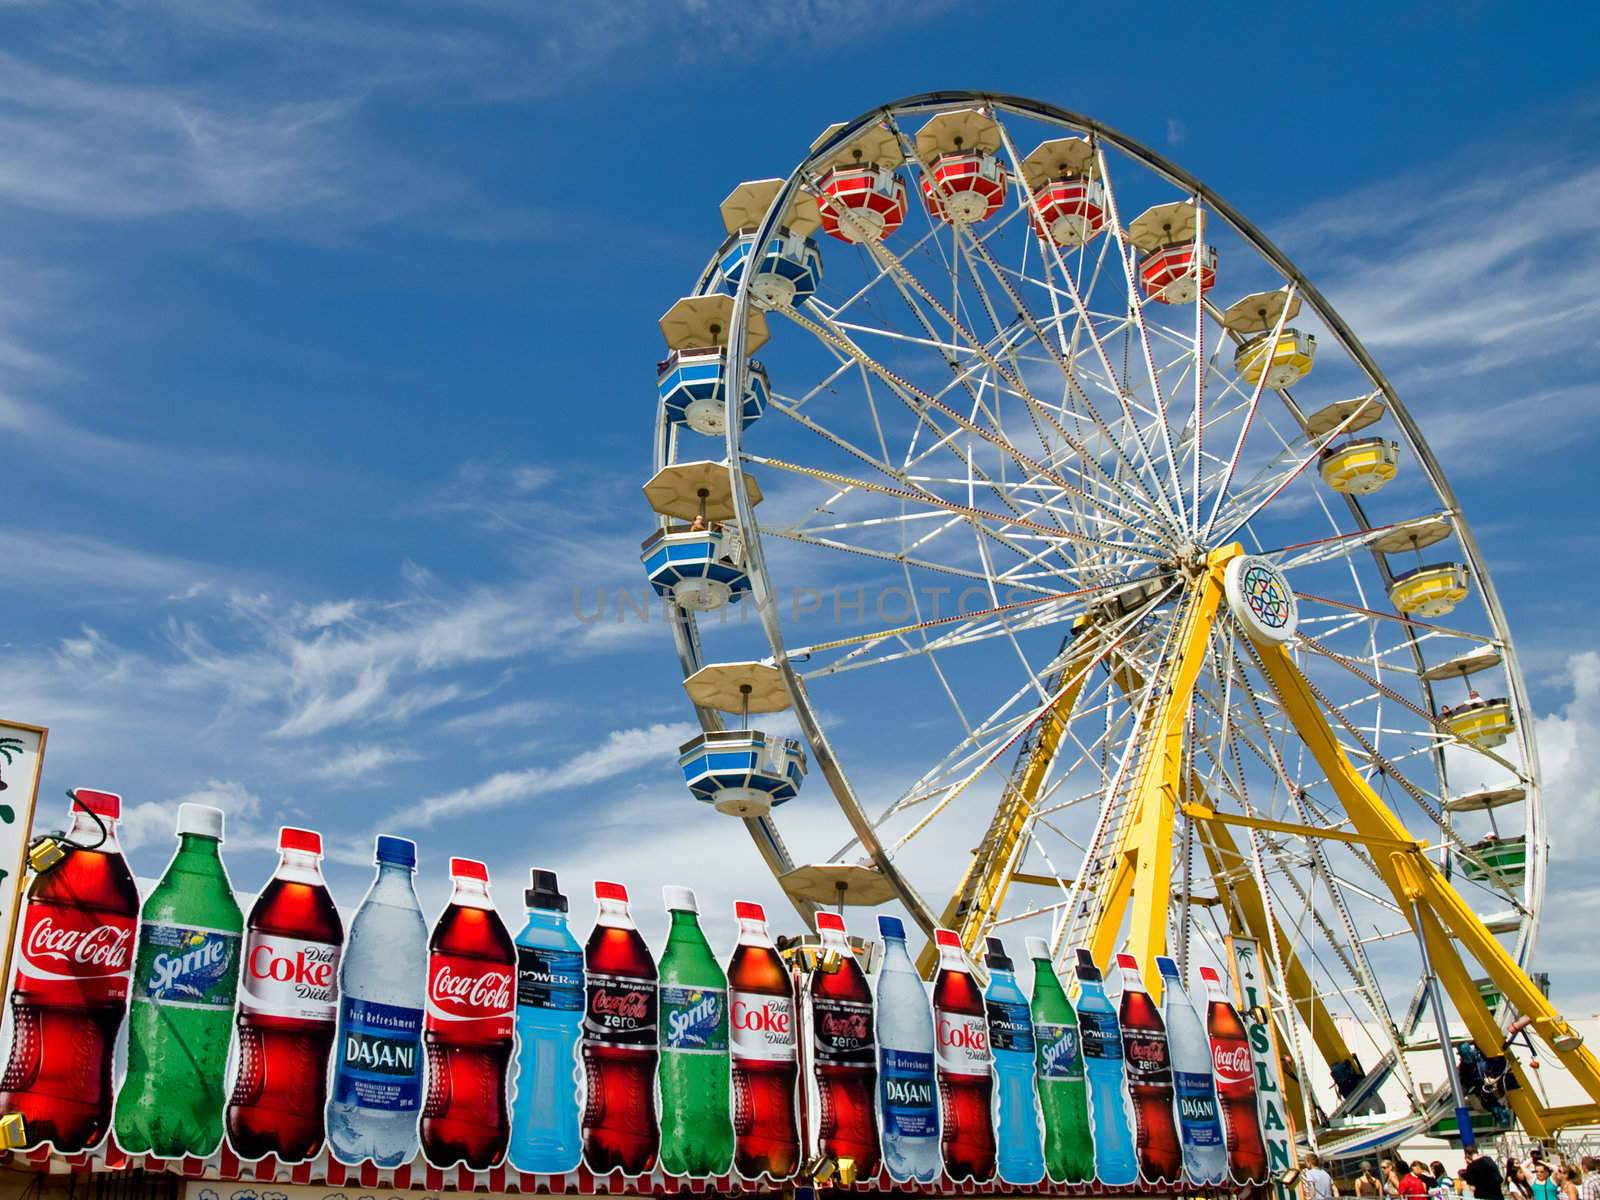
[2, 1, 1599, 1009]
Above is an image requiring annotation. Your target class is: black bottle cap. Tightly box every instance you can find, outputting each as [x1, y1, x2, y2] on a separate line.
[526, 867, 568, 912]
[984, 936, 1014, 972]
[1074, 947, 1102, 981]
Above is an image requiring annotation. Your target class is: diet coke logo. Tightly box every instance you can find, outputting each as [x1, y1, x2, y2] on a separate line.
[732, 996, 792, 1035]
[249, 942, 334, 989]
[938, 1016, 989, 1053]
[431, 962, 513, 1014]
[1213, 1042, 1253, 1081]
[24, 914, 132, 974]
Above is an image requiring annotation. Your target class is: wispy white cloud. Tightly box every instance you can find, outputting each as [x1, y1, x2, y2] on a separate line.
[308, 742, 424, 784]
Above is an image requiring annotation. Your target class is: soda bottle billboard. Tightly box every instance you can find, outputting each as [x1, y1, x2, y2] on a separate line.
[226, 826, 343, 1163]
[1200, 964, 1268, 1183]
[581, 880, 659, 1176]
[931, 928, 994, 1184]
[1113, 952, 1181, 1186]
[113, 802, 242, 1160]
[0, 788, 138, 1153]
[872, 914, 941, 1183]
[1156, 956, 1227, 1186]
[421, 858, 515, 1170]
[327, 836, 427, 1168]
[982, 937, 1043, 1185]
[509, 868, 585, 1175]
[727, 901, 798, 1182]
[808, 912, 878, 1178]
[657, 886, 733, 1178]
[1073, 949, 1136, 1186]
[1024, 937, 1093, 1184]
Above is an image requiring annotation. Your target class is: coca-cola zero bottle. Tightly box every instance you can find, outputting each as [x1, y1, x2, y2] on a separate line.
[809, 912, 878, 1178]
[226, 826, 344, 1163]
[422, 857, 514, 1169]
[932, 928, 994, 1183]
[581, 881, 659, 1176]
[1200, 964, 1268, 1184]
[1113, 952, 1181, 1185]
[0, 789, 138, 1153]
[728, 901, 798, 1181]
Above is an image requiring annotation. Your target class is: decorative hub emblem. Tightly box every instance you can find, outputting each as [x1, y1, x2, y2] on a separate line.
[1225, 555, 1298, 644]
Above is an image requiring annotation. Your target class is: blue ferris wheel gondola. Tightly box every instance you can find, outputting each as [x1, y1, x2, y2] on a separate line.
[716, 228, 823, 309]
[678, 729, 807, 818]
[640, 524, 751, 612]
[657, 350, 770, 438]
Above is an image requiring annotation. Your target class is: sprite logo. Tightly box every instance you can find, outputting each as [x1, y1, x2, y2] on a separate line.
[137, 923, 239, 1008]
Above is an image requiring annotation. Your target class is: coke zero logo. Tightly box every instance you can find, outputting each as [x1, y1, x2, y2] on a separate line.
[937, 1016, 988, 1052]
[592, 986, 651, 1020]
[431, 963, 513, 1012]
[732, 996, 791, 1035]
[1213, 1042, 1253, 1080]
[25, 915, 132, 973]
[249, 942, 334, 989]
[817, 1009, 870, 1040]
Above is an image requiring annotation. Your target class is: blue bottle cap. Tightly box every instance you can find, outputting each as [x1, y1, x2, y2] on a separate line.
[375, 834, 416, 867]
[1155, 955, 1181, 979]
[877, 914, 906, 940]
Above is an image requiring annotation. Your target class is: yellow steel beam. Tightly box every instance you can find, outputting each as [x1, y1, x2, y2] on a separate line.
[1085, 545, 1239, 999]
[916, 634, 1096, 976]
[1183, 802, 1419, 852]
[1250, 637, 1582, 1139]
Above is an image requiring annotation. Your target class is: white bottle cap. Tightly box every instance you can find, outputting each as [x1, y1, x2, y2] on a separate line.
[177, 803, 225, 841]
[1025, 936, 1050, 960]
[662, 885, 698, 913]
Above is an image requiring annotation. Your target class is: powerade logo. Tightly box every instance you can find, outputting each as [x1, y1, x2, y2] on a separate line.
[662, 984, 726, 1052]
[138, 924, 239, 1007]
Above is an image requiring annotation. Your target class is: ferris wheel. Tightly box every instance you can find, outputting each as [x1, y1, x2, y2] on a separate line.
[641, 93, 1600, 1155]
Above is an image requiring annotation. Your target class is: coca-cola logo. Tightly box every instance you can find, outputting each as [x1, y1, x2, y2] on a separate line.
[25, 915, 132, 973]
[938, 1016, 989, 1053]
[249, 942, 335, 989]
[817, 1009, 870, 1041]
[732, 996, 791, 1035]
[1213, 1042, 1253, 1081]
[592, 986, 651, 1020]
[431, 963, 513, 1012]
[1125, 1035, 1168, 1064]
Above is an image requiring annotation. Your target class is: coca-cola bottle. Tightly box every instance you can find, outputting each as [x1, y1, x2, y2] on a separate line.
[728, 901, 798, 1181]
[226, 827, 344, 1163]
[931, 928, 994, 1184]
[422, 858, 515, 1169]
[1199, 965, 1267, 1184]
[0, 789, 137, 1153]
[1112, 953, 1181, 1186]
[809, 912, 878, 1177]
[581, 881, 659, 1176]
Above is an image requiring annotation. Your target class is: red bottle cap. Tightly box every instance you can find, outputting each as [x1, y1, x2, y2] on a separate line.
[594, 880, 628, 902]
[815, 912, 846, 933]
[934, 928, 962, 949]
[279, 826, 322, 854]
[735, 900, 766, 922]
[450, 857, 488, 881]
[1114, 952, 1139, 972]
[1199, 966, 1221, 983]
[71, 788, 121, 820]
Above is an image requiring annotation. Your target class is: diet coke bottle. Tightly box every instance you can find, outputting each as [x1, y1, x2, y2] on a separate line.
[581, 881, 659, 1176]
[226, 827, 344, 1163]
[1199, 965, 1268, 1184]
[931, 928, 994, 1184]
[809, 912, 879, 1177]
[0, 789, 137, 1153]
[422, 858, 515, 1169]
[728, 901, 798, 1181]
[1113, 953, 1181, 1186]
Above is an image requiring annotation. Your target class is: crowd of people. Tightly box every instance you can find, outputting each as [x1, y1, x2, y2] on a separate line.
[1297, 1150, 1600, 1200]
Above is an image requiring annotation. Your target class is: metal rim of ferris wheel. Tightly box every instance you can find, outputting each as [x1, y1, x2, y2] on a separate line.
[643, 91, 1568, 1153]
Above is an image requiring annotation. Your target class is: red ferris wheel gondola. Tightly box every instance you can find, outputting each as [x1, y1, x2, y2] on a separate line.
[914, 108, 1007, 226]
[1018, 136, 1106, 247]
[1127, 200, 1217, 305]
[810, 121, 908, 245]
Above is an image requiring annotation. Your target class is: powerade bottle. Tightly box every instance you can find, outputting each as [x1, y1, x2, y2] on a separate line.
[983, 937, 1044, 1185]
[1025, 938, 1093, 1183]
[656, 886, 734, 1177]
[326, 835, 427, 1168]
[113, 803, 243, 1159]
[508, 869, 585, 1174]
[872, 916, 940, 1183]
[1073, 949, 1136, 1185]
[1156, 956, 1227, 1186]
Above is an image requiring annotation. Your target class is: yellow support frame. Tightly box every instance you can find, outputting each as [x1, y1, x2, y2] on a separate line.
[1252, 636, 1600, 1136]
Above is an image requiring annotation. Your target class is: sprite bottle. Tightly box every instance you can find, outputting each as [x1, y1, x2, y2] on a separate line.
[1025, 937, 1094, 1183]
[112, 804, 243, 1158]
[656, 887, 734, 1176]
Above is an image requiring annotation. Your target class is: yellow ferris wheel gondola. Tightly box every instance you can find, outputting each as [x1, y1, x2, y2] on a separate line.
[1320, 436, 1401, 494]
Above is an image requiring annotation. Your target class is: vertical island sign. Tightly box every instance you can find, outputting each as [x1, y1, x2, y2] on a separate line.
[1227, 936, 1296, 1199]
[0, 720, 47, 993]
